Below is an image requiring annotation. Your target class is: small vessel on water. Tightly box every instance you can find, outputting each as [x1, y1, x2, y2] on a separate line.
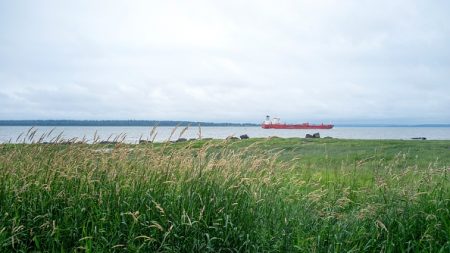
[261, 116, 334, 129]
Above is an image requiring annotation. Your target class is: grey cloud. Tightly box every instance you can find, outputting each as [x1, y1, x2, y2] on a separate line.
[0, 0, 449, 123]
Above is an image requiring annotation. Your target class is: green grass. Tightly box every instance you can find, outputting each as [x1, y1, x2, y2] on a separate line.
[0, 138, 449, 252]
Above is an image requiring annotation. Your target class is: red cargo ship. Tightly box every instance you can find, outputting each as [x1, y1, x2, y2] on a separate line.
[261, 116, 333, 129]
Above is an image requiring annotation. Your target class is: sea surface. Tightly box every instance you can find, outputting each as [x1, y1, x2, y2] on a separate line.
[1, 126, 450, 143]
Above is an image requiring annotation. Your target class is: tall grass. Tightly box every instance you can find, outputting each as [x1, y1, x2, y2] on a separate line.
[0, 138, 449, 252]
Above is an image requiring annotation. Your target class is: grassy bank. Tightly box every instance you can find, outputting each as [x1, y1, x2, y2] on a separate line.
[0, 138, 449, 252]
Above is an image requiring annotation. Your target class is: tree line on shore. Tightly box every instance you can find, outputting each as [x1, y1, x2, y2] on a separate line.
[0, 120, 258, 127]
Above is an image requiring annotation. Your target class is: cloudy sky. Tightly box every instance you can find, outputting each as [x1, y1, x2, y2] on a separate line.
[1, 0, 449, 123]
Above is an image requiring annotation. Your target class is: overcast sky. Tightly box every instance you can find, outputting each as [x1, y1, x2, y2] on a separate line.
[1, 0, 449, 123]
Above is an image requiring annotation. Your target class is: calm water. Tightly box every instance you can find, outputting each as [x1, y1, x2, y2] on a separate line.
[1, 126, 450, 143]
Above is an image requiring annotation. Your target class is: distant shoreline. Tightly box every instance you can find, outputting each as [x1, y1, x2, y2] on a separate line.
[0, 120, 258, 127]
[335, 124, 450, 127]
[0, 120, 449, 127]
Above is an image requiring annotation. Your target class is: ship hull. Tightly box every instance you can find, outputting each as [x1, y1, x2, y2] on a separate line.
[261, 123, 333, 129]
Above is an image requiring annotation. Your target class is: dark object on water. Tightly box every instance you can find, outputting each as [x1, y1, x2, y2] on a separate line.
[306, 133, 320, 138]
[240, 134, 249, 139]
[99, 141, 118, 144]
[411, 137, 427, 140]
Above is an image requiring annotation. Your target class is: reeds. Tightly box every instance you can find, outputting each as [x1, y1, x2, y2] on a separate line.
[0, 136, 449, 252]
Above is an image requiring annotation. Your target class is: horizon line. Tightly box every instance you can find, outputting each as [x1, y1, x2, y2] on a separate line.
[0, 119, 449, 127]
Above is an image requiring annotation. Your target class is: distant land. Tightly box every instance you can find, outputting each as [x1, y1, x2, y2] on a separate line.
[335, 123, 450, 127]
[0, 120, 449, 127]
[0, 120, 258, 127]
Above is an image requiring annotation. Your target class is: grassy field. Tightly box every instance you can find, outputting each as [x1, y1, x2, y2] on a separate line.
[0, 138, 449, 252]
